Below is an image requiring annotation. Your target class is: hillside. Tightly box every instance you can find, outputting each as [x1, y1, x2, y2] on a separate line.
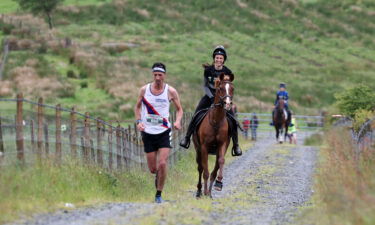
[0, 0, 374, 119]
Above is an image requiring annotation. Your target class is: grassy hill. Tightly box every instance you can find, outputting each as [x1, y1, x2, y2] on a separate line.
[0, 0, 374, 119]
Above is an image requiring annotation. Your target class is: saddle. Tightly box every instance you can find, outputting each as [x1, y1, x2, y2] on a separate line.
[191, 107, 241, 155]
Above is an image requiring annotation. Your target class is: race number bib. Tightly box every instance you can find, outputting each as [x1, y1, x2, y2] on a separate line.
[146, 114, 164, 125]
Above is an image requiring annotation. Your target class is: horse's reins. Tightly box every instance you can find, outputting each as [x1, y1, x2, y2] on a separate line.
[213, 81, 233, 108]
[209, 81, 233, 129]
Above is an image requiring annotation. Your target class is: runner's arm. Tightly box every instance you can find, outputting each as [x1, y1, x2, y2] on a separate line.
[134, 86, 146, 131]
[169, 86, 183, 130]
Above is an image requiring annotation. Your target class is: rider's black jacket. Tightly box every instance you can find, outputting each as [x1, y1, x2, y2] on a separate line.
[203, 65, 233, 98]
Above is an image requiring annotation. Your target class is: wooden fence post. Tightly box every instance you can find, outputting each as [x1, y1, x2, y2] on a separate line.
[16, 93, 24, 163]
[96, 118, 103, 167]
[121, 129, 130, 168]
[81, 137, 85, 163]
[83, 112, 90, 163]
[44, 123, 49, 155]
[108, 125, 113, 170]
[90, 139, 95, 163]
[37, 97, 44, 159]
[0, 118, 4, 158]
[70, 107, 77, 158]
[55, 104, 62, 163]
[30, 120, 35, 152]
[116, 125, 122, 170]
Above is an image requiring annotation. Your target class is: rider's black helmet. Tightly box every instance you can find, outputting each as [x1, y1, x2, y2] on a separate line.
[212, 45, 227, 61]
[279, 83, 286, 88]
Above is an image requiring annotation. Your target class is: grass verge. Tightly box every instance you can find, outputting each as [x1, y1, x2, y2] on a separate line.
[298, 128, 375, 224]
[0, 135, 252, 224]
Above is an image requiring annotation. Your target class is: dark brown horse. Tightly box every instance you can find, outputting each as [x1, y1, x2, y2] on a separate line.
[273, 98, 289, 143]
[193, 73, 234, 198]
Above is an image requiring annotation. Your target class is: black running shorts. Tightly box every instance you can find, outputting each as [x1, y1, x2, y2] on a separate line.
[141, 129, 172, 153]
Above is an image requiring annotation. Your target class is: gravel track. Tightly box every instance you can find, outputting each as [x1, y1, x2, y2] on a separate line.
[11, 132, 318, 225]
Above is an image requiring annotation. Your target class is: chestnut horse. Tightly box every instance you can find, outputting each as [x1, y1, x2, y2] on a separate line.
[273, 98, 289, 143]
[193, 73, 234, 198]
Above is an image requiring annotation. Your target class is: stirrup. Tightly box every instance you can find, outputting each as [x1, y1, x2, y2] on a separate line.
[179, 137, 190, 149]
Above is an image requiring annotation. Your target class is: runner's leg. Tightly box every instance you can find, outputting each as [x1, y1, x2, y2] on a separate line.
[156, 148, 170, 191]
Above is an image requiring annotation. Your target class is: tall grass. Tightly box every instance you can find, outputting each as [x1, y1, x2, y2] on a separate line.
[300, 128, 375, 224]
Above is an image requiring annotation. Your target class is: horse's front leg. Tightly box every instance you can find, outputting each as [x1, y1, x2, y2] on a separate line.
[214, 144, 226, 192]
[284, 126, 289, 142]
[201, 145, 210, 196]
[275, 126, 279, 142]
[209, 156, 220, 196]
[279, 128, 284, 143]
[196, 149, 203, 198]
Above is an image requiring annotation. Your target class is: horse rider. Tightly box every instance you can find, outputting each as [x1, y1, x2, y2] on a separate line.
[271, 83, 292, 126]
[179, 45, 242, 156]
[134, 62, 183, 203]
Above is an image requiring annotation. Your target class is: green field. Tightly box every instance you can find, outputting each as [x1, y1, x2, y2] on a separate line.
[0, 0, 374, 119]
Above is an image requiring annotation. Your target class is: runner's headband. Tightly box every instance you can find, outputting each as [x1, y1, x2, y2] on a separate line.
[152, 67, 166, 73]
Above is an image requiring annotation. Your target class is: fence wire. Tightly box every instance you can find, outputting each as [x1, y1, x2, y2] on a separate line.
[0, 97, 192, 170]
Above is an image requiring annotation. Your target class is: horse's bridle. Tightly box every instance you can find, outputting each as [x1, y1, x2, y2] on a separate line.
[213, 81, 233, 109]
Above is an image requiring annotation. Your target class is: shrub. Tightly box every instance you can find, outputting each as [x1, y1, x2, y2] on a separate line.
[0, 22, 15, 35]
[79, 71, 88, 79]
[335, 84, 375, 118]
[80, 81, 88, 88]
[353, 109, 375, 133]
[66, 70, 77, 78]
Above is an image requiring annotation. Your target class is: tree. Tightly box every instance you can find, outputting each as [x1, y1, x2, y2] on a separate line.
[335, 84, 375, 118]
[14, 0, 64, 29]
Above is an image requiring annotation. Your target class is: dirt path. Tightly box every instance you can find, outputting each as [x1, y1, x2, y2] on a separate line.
[11, 132, 318, 225]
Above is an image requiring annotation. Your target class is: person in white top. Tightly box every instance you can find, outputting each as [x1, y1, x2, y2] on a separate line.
[134, 62, 183, 203]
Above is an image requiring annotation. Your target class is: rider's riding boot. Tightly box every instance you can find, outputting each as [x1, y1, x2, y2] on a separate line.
[179, 121, 195, 149]
[231, 125, 242, 156]
[270, 111, 275, 126]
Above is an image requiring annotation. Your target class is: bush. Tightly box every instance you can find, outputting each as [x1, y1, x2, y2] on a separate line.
[36, 42, 47, 54]
[80, 81, 88, 88]
[0, 22, 15, 35]
[335, 84, 375, 118]
[79, 71, 88, 79]
[353, 109, 375, 133]
[66, 70, 77, 78]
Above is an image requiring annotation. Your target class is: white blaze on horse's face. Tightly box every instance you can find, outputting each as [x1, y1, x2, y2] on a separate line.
[224, 83, 232, 110]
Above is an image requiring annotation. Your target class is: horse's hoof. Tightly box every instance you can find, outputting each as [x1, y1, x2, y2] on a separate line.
[214, 180, 223, 191]
[196, 190, 202, 198]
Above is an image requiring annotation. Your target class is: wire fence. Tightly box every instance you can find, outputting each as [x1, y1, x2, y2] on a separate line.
[332, 115, 374, 160]
[0, 94, 193, 171]
[353, 117, 375, 155]
[236, 112, 324, 132]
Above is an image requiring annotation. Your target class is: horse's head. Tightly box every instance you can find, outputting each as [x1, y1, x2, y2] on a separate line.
[277, 97, 285, 111]
[214, 73, 234, 111]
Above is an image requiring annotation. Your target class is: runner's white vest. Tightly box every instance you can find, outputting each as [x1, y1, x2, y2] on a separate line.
[141, 83, 171, 134]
